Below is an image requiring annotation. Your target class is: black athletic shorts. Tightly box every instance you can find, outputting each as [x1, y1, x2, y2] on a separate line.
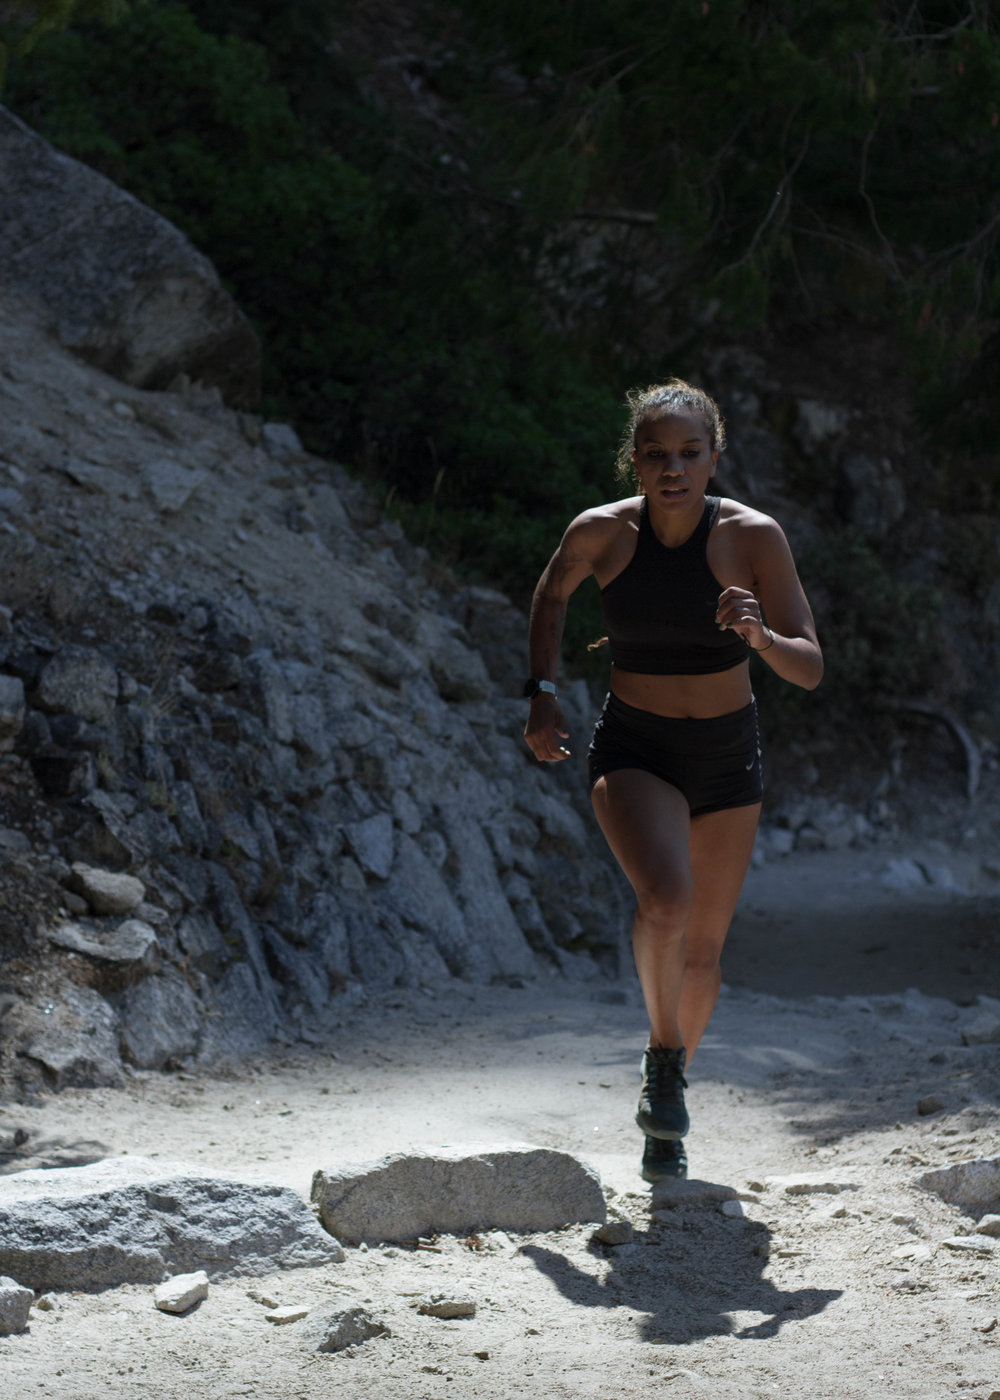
[587, 693, 763, 816]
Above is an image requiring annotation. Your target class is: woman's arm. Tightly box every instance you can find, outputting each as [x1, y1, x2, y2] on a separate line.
[715, 516, 823, 691]
[524, 515, 604, 761]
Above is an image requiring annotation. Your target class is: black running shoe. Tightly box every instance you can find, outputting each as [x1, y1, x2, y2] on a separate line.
[641, 1134, 688, 1183]
[635, 1045, 689, 1139]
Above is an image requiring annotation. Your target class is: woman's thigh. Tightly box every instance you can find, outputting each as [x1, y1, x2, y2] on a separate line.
[591, 768, 693, 903]
[685, 802, 762, 962]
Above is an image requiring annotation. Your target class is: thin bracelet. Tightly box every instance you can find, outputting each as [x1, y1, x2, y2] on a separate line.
[752, 627, 775, 652]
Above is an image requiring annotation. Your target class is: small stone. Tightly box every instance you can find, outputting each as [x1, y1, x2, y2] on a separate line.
[594, 1220, 634, 1245]
[719, 1200, 744, 1218]
[301, 1306, 388, 1352]
[246, 1289, 279, 1308]
[417, 1296, 477, 1319]
[33, 1293, 57, 1312]
[961, 1014, 1000, 1046]
[265, 1305, 310, 1325]
[68, 863, 146, 915]
[976, 1214, 1000, 1237]
[153, 1270, 210, 1314]
[916, 1095, 946, 1116]
[892, 1243, 932, 1263]
[940, 1234, 998, 1255]
[0, 1275, 33, 1336]
[763, 1174, 859, 1196]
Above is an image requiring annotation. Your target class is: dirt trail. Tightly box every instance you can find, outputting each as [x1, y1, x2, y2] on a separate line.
[1, 886, 998, 1400]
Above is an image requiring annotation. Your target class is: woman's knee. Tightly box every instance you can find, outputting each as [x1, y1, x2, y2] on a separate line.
[634, 879, 693, 933]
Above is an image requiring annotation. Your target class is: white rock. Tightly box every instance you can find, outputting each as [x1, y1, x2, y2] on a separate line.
[299, 1306, 388, 1352]
[891, 1243, 932, 1263]
[154, 1270, 209, 1314]
[68, 863, 146, 915]
[919, 1156, 1000, 1214]
[417, 1296, 477, 1319]
[976, 1214, 1000, 1237]
[940, 1234, 998, 1255]
[0, 1275, 33, 1336]
[265, 1305, 310, 1325]
[719, 1200, 745, 1218]
[311, 1144, 605, 1243]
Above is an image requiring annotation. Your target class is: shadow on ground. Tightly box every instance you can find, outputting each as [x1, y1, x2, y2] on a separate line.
[521, 1183, 841, 1344]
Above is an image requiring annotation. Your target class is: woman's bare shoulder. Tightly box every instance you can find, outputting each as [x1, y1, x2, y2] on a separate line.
[717, 496, 788, 540]
[562, 496, 641, 551]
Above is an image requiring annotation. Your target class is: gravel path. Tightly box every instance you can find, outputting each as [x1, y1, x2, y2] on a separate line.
[1, 956, 998, 1400]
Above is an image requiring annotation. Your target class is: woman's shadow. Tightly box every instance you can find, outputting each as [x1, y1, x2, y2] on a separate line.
[520, 1179, 841, 1344]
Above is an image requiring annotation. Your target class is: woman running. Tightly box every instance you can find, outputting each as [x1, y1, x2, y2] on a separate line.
[523, 380, 823, 1182]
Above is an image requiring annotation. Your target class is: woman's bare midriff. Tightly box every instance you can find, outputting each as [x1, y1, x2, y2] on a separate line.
[610, 660, 753, 719]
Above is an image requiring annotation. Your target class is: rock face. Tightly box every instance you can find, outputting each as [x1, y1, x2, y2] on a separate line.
[310, 1145, 607, 1243]
[0, 284, 630, 1089]
[0, 1157, 345, 1290]
[0, 106, 259, 405]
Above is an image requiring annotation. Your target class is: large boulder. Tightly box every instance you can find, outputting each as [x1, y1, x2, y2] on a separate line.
[0, 1157, 344, 1290]
[0, 106, 259, 405]
[311, 1145, 606, 1243]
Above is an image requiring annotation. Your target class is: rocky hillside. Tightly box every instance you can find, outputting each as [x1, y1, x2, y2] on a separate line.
[0, 109, 637, 1097]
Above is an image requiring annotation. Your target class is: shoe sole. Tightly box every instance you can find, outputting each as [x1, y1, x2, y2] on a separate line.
[641, 1163, 688, 1183]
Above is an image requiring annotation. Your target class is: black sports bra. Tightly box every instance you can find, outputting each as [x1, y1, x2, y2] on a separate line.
[599, 496, 749, 675]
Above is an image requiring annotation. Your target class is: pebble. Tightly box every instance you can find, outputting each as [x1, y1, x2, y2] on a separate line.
[246, 1289, 279, 1308]
[916, 1095, 946, 1116]
[266, 1305, 310, 1325]
[417, 1296, 477, 1319]
[764, 1174, 859, 1196]
[961, 1014, 1000, 1046]
[0, 1276, 33, 1336]
[153, 1271, 209, 1314]
[719, 1200, 744, 1218]
[976, 1214, 1000, 1237]
[940, 1234, 998, 1255]
[594, 1220, 634, 1245]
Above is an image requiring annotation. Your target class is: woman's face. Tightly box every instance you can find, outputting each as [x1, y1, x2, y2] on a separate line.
[632, 410, 718, 507]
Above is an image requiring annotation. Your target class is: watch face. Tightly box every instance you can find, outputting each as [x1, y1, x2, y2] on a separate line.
[523, 679, 539, 698]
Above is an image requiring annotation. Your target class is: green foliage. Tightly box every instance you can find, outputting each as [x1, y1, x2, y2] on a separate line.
[5, 0, 1000, 724]
[0, 0, 135, 87]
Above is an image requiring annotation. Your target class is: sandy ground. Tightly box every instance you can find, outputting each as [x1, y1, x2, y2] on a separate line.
[1, 848, 999, 1400]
